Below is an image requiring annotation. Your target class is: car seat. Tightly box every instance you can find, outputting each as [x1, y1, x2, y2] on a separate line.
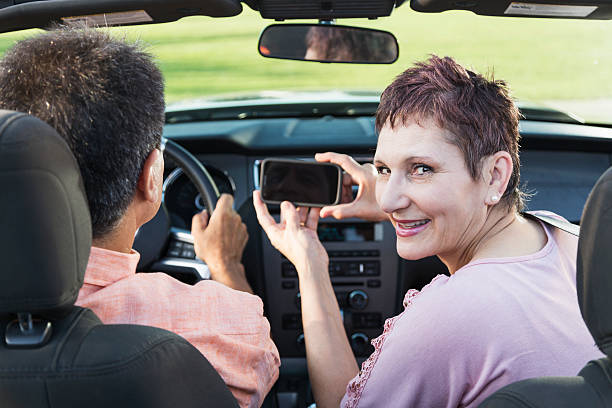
[478, 166, 612, 407]
[0, 111, 239, 408]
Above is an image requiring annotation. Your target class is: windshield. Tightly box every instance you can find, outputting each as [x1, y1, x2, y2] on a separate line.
[0, 6, 610, 124]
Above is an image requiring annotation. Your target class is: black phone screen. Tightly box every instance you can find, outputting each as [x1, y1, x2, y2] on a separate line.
[260, 159, 341, 207]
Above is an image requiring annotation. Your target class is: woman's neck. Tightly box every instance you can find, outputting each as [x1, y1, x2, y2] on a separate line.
[439, 207, 530, 274]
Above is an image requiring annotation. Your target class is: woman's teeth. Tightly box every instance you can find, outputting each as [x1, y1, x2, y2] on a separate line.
[398, 220, 429, 228]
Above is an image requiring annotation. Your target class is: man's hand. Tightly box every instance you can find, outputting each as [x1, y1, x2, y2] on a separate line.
[191, 194, 252, 293]
[315, 152, 388, 222]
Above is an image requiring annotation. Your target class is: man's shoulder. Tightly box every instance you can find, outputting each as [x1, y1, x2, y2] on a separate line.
[85, 271, 264, 316]
[135, 272, 262, 303]
[82, 272, 269, 335]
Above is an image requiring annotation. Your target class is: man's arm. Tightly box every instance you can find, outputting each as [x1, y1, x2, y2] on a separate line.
[192, 194, 252, 293]
[162, 278, 280, 408]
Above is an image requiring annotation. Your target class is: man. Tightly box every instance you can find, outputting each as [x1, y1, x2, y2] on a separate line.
[0, 28, 279, 408]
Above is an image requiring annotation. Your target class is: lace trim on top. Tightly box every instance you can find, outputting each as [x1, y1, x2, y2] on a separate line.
[343, 274, 447, 408]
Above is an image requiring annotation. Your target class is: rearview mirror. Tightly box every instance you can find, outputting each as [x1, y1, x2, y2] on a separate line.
[258, 23, 399, 64]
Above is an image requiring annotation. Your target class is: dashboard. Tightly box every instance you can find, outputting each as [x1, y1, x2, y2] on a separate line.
[159, 102, 612, 407]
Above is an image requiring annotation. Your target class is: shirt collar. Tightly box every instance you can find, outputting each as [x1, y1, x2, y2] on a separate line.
[84, 246, 141, 287]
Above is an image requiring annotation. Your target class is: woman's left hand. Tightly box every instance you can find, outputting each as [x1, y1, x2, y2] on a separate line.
[253, 190, 328, 274]
[254, 190, 359, 408]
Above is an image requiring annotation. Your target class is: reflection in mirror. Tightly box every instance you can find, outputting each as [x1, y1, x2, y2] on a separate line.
[258, 24, 398, 64]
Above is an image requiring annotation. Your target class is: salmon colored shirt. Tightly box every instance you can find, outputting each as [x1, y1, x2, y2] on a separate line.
[76, 246, 280, 408]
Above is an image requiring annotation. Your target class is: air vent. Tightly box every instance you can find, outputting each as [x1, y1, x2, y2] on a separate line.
[288, 117, 374, 140]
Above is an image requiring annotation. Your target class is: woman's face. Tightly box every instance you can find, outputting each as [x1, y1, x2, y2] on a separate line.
[374, 118, 490, 261]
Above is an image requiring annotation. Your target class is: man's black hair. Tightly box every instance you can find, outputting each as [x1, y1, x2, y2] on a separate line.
[0, 28, 165, 238]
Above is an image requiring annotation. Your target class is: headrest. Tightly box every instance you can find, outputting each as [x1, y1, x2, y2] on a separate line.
[577, 166, 612, 356]
[0, 111, 91, 316]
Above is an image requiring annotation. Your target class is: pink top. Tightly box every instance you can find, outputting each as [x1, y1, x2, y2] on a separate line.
[76, 247, 280, 408]
[342, 214, 603, 408]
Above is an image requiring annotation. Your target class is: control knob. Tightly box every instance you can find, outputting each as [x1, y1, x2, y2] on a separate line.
[348, 290, 369, 310]
[350, 332, 370, 355]
[296, 333, 305, 351]
[295, 292, 301, 310]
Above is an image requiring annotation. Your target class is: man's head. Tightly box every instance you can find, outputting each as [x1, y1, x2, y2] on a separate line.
[0, 28, 165, 239]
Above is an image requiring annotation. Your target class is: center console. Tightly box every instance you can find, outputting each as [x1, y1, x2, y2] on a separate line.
[261, 218, 400, 358]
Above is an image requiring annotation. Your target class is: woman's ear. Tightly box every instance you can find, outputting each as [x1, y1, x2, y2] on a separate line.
[484, 151, 512, 206]
[137, 148, 164, 204]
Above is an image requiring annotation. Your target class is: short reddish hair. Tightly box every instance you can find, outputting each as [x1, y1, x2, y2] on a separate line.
[376, 55, 524, 211]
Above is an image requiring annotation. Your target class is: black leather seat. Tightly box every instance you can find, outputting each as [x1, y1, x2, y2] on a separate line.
[478, 167, 612, 407]
[0, 111, 239, 408]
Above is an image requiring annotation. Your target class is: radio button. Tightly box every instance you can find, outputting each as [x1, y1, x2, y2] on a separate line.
[367, 279, 381, 288]
[353, 312, 382, 329]
[282, 261, 298, 277]
[167, 240, 183, 257]
[347, 262, 360, 276]
[282, 281, 296, 289]
[364, 261, 380, 276]
[282, 314, 302, 330]
[329, 262, 342, 276]
[181, 245, 196, 259]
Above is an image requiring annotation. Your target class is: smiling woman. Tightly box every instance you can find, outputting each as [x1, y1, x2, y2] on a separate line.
[253, 55, 603, 408]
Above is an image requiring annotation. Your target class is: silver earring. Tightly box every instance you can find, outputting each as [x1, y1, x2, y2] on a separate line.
[491, 195, 499, 203]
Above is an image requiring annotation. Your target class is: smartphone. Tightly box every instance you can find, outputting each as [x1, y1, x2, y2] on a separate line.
[260, 158, 342, 207]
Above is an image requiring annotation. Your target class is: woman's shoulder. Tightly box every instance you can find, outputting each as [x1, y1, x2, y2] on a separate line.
[409, 264, 544, 319]
[525, 210, 579, 254]
[403, 272, 500, 322]
[389, 275, 512, 369]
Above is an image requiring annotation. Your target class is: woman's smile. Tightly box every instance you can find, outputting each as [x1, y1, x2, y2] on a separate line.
[392, 217, 431, 237]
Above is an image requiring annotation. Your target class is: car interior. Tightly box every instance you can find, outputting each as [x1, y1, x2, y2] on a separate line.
[479, 166, 612, 407]
[0, 111, 240, 408]
[0, 1, 610, 407]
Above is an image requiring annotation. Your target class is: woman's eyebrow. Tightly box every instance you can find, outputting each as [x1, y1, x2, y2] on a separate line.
[375, 155, 436, 164]
[374, 155, 439, 168]
[404, 155, 434, 162]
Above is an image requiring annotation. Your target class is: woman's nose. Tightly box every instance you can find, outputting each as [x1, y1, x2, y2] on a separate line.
[377, 175, 410, 214]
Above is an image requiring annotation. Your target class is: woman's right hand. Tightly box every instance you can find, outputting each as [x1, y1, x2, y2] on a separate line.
[253, 190, 328, 274]
[315, 152, 388, 222]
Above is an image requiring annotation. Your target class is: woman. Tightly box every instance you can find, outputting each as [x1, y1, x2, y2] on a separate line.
[253, 56, 602, 407]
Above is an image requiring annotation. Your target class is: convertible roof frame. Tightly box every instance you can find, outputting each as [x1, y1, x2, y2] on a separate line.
[243, 0, 402, 20]
[0, 0, 242, 34]
[410, 0, 612, 20]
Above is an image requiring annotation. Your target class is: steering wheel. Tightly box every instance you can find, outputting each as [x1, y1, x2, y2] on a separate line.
[133, 138, 220, 280]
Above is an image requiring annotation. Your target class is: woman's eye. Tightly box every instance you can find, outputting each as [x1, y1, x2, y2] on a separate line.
[376, 166, 390, 176]
[412, 165, 432, 175]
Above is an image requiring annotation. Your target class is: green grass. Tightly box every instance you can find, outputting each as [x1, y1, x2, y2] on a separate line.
[0, 7, 610, 121]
